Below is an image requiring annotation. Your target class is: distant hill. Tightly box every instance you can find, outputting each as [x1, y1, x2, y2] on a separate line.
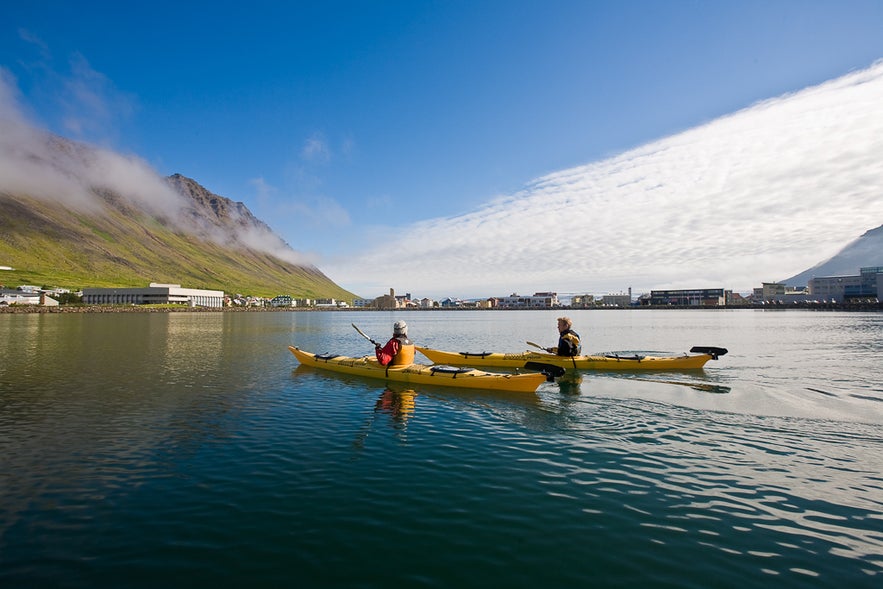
[784, 224, 883, 286]
[0, 134, 355, 299]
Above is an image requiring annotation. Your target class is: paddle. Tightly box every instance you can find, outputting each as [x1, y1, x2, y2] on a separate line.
[526, 340, 552, 353]
[528, 340, 579, 371]
[524, 361, 566, 381]
[689, 346, 729, 360]
[352, 323, 379, 346]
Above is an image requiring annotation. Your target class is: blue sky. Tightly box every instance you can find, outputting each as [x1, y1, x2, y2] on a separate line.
[3, 1, 883, 298]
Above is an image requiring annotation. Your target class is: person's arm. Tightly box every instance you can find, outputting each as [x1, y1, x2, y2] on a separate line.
[375, 338, 401, 365]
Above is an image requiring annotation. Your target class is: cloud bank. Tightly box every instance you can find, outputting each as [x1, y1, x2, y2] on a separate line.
[326, 61, 883, 298]
[0, 65, 186, 215]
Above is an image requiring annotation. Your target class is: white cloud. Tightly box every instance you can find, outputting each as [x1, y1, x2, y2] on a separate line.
[60, 53, 136, 140]
[0, 66, 182, 215]
[249, 175, 277, 207]
[249, 175, 351, 230]
[325, 61, 883, 299]
[301, 133, 331, 163]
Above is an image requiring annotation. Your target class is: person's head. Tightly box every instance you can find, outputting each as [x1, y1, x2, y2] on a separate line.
[394, 320, 408, 336]
[557, 317, 572, 332]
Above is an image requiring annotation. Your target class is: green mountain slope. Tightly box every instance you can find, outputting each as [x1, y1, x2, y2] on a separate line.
[0, 184, 356, 300]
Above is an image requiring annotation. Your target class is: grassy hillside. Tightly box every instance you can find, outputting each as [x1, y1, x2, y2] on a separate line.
[0, 193, 357, 300]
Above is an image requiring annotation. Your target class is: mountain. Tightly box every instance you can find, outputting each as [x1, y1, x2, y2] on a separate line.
[0, 133, 355, 299]
[784, 224, 883, 286]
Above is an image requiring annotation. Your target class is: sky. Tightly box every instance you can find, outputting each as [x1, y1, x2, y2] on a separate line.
[2, 0, 883, 299]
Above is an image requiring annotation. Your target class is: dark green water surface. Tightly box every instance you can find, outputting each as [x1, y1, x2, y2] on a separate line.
[1, 310, 881, 588]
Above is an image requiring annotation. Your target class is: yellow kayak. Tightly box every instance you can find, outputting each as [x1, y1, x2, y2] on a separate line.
[415, 345, 727, 372]
[288, 346, 550, 393]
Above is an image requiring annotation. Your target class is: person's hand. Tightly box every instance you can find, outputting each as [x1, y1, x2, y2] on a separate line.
[375, 343, 381, 350]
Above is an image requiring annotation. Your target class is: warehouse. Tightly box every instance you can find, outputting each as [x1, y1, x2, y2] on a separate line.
[81, 283, 224, 308]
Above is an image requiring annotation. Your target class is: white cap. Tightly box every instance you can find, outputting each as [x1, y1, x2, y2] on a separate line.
[394, 320, 408, 335]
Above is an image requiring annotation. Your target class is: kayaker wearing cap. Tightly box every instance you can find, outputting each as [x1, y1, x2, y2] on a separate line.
[375, 320, 415, 366]
[552, 316, 581, 356]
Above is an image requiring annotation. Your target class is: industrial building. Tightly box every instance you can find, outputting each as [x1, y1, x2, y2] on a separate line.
[648, 288, 727, 306]
[81, 283, 224, 308]
[808, 267, 883, 301]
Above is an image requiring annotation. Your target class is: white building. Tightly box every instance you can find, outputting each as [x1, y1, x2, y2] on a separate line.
[81, 283, 225, 308]
[270, 295, 293, 307]
[601, 294, 631, 307]
[0, 291, 59, 306]
[496, 292, 560, 308]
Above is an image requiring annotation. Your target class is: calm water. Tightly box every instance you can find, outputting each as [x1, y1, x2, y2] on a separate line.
[1, 309, 881, 588]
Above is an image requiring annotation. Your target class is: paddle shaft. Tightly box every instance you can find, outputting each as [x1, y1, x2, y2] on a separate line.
[352, 323, 379, 346]
[526, 340, 552, 353]
[527, 340, 580, 370]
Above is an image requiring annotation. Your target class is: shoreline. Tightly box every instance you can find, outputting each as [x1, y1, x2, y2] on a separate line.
[2, 302, 881, 314]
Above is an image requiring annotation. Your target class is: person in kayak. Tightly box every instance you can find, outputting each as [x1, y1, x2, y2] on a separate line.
[375, 320, 416, 366]
[552, 316, 581, 356]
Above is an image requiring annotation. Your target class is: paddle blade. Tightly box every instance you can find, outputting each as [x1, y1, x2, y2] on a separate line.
[690, 346, 728, 359]
[524, 361, 566, 382]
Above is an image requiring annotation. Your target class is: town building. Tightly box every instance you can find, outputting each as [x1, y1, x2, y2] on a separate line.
[752, 283, 810, 304]
[496, 292, 560, 308]
[808, 267, 882, 301]
[0, 289, 59, 306]
[81, 283, 224, 308]
[648, 288, 727, 306]
[270, 295, 293, 307]
[570, 294, 595, 308]
[314, 298, 348, 308]
[374, 288, 400, 310]
[600, 294, 631, 307]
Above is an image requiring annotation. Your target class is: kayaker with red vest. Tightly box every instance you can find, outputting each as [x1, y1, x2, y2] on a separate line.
[552, 316, 581, 356]
[375, 320, 415, 366]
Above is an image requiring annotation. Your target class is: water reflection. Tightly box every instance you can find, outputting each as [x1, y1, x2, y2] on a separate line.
[625, 375, 732, 394]
[351, 388, 418, 448]
[606, 371, 733, 394]
[557, 373, 584, 396]
[374, 388, 417, 427]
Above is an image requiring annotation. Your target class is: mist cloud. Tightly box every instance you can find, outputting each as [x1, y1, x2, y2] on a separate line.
[0, 74, 182, 216]
[0, 67, 309, 266]
[325, 61, 883, 298]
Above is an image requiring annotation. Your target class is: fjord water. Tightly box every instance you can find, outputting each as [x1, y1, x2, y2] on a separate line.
[1, 309, 881, 588]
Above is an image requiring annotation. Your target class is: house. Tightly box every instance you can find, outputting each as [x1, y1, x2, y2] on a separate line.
[270, 295, 293, 307]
